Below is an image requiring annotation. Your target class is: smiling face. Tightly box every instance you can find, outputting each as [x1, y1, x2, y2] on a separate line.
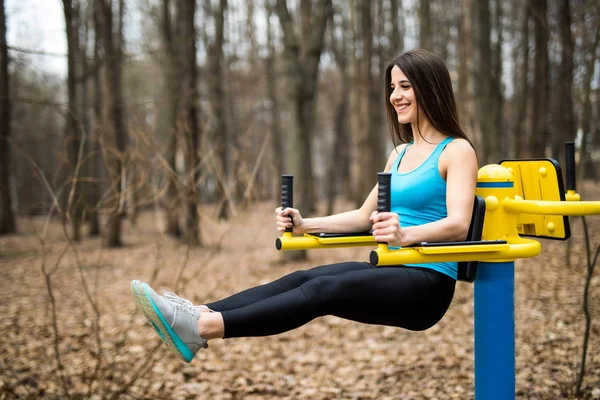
[385, 49, 470, 146]
[389, 65, 418, 125]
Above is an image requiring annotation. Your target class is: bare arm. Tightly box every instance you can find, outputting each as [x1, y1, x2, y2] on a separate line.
[371, 139, 478, 245]
[300, 186, 378, 234]
[276, 146, 406, 234]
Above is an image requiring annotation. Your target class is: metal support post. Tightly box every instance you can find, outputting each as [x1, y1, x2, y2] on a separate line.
[474, 261, 515, 400]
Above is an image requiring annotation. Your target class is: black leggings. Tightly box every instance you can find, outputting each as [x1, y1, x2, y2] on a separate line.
[206, 262, 455, 338]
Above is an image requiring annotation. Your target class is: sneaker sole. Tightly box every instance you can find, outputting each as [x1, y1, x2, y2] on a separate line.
[130, 280, 194, 363]
[130, 280, 166, 341]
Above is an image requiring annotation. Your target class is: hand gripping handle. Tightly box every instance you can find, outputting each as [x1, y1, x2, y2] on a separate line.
[281, 175, 294, 232]
[370, 173, 392, 264]
[565, 142, 576, 192]
[377, 173, 392, 213]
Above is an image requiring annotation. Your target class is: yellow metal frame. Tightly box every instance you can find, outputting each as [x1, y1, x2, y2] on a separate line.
[373, 238, 539, 265]
[277, 161, 600, 267]
[500, 159, 569, 239]
[276, 232, 376, 251]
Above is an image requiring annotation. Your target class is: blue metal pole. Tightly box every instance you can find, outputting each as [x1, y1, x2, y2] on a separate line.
[474, 261, 515, 399]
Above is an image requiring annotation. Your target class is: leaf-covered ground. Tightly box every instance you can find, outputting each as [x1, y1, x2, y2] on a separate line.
[1, 190, 600, 399]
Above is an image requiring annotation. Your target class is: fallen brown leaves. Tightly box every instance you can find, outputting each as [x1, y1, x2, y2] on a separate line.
[1, 190, 599, 399]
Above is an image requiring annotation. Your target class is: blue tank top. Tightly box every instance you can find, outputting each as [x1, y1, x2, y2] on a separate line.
[389, 136, 457, 280]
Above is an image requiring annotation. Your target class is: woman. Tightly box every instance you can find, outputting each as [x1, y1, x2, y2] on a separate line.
[131, 49, 478, 363]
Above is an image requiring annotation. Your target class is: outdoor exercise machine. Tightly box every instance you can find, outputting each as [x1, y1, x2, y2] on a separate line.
[275, 142, 600, 400]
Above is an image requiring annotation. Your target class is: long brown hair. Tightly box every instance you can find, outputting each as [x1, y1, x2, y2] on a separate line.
[384, 49, 472, 146]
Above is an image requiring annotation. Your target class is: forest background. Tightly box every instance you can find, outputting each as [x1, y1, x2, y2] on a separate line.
[1, 0, 600, 399]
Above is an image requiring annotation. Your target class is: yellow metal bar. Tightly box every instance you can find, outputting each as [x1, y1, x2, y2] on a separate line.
[503, 199, 600, 216]
[373, 239, 541, 265]
[276, 232, 376, 251]
[312, 234, 376, 245]
[417, 243, 509, 255]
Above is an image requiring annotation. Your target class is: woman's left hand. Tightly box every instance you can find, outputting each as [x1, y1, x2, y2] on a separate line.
[370, 211, 407, 247]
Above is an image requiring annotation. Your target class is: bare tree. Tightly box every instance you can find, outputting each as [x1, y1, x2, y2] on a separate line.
[474, 0, 498, 164]
[96, 0, 128, 247]
[79, 0, 98, 237]
[88, 0, 102, 236]
[265, 4, 284, 202]
[389, 0, 404, 53]
[274, 0, 332, 216]
[513, 0, 530, 158]
[178, 0, 201, 246]
[63, 0, 83, 241]
[326, 5, 351, 215]
[419, 0, 432, 50]
[0, 0, 16, 234]
[491, 0, 504, 159]
[458, 0, 477, 151]
[158, 0, 202, 243]
[529, 0, 549, 157]
[550, 0, 576, 160]
[431, 0, 452, 61]
[348, 0, 360, 203]
[161, 0, 182, 237]
[207, 0, 230, 220]
[355, 0, 384, 205]
[578, 7, 600, 185]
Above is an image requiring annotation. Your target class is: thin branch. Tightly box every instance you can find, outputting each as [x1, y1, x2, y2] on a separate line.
[29, 213, 73, 398]
[107, 342, 163, 400]
[575, 216, 600, 396]
[242, 130, 271, 202]
[207, 150, 238, 217]
[2, 43, 72, 57]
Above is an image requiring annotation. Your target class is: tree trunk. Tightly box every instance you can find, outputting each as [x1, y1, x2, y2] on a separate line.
[431, 0, 451, 60]
[419, 0, 431, 50]
[326, 7, 350, 216]
[179, 0, 200, 246]
[265, 6, 284, 202]
[63, 0, 83, 241]
[88, 0, 102, 236]
[514, 0, 530, 158]
[96, 0, 127, 247]
[578, 17, 600, 186]
[389, 0, 403, 53]
[356, 0, 383, 205]
[275, 0, 332, 261]
[161, 0, 181, 237]
[492, 0, 504, 160]
[208, 0, 230, 221]
[126, 164, 137, 226]
[474, 0, 497, 164]
[458, 0, 477, 152]
[165, 135, 180, 236]
[357, 0, 371, 201]
[549, 0, 576, 162]
[0, 0, 16, 234]
[274, 0, 331, 215]
[370, 0, 384, 178]
[594, 71, 600, 184]
[529, 0, 549, 158]
[79, 1, 96, 237]
[349, 0, 360, 203]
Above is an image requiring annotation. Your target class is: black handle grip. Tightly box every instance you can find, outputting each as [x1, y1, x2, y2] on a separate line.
[565, 142, 576, 191]
[281, 175, 294, 232]
[377, 173, 392, 212]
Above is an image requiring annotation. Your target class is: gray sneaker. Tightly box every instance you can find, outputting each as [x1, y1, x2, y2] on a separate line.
[130, 280, 208, 363]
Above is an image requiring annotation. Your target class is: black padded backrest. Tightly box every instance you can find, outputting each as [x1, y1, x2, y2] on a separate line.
[456, 195, 487, 282]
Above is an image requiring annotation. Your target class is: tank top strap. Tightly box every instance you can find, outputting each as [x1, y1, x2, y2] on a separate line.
[391, 141, 412, 170]
[428, 137, 454, 166]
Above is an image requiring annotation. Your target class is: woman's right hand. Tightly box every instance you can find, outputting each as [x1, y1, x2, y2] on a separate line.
[275, 207, 304, 234]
